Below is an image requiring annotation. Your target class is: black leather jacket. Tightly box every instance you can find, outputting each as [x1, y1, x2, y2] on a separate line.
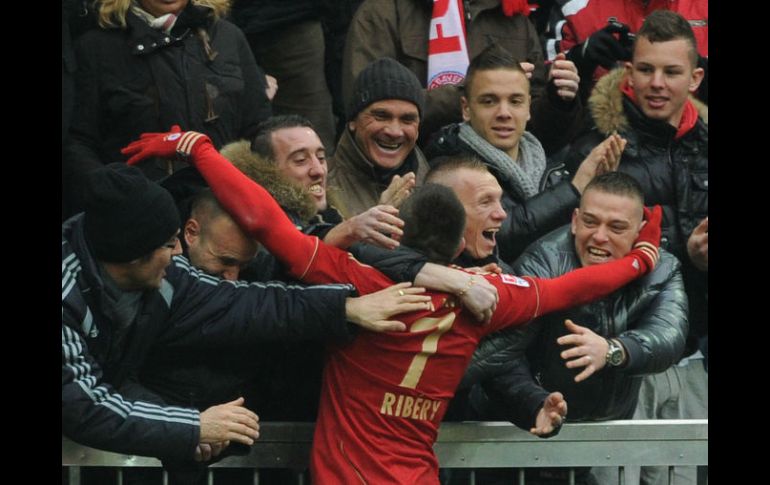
[465, 226, 688, 427]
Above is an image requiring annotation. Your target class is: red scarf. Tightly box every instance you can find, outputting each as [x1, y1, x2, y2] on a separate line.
[620, 77, 698, 139]
[427, 0, 470, 89]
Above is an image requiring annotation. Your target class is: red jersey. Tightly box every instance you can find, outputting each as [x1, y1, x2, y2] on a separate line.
[179, 142, 651, 484]
[298, 243, 644, 484]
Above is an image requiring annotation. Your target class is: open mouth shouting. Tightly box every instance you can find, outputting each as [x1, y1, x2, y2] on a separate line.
[482, 227, 499, 244]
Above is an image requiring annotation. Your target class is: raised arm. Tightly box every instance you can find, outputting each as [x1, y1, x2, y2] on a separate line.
[122, 129, 393, 295]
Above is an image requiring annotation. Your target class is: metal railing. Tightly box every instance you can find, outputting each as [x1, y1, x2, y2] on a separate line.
[62, 419, 707, 484]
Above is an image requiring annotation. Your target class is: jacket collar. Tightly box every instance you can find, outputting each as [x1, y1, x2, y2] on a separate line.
[125, 4, 212, 56]
[588, 67, 708, 138]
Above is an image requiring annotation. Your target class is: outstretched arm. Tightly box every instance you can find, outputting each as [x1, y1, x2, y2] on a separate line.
[122, 130, 393, 294]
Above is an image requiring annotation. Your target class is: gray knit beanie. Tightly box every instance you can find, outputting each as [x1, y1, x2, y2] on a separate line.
[347, 57, 425, 121]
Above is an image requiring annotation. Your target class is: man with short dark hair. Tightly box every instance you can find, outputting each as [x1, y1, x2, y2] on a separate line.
[122, 128, 663, 483]
[62, 164, 416, 464]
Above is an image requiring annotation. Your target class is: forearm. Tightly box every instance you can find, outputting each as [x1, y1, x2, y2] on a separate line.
[414, 264, 471, 295]
[322, 219, 357, 249]
[62, 325, 199, 461]
[534, 253, 644, 318]
[483, 358, 549, 430]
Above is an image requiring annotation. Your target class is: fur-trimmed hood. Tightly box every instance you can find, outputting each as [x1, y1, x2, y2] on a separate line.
[219, 140, 317, 221]
[588, 68, 708, 137]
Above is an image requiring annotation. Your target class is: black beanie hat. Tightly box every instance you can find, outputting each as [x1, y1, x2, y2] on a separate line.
[84, 163, 181, 263]
[347, 57, 425, 121]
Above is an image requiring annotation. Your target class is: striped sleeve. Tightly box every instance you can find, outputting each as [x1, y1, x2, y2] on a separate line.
[62, 256, 199, 461]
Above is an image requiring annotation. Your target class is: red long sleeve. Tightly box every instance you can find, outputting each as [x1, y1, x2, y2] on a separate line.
[532, 254, 644, 318]
[190, 142, 318, 279]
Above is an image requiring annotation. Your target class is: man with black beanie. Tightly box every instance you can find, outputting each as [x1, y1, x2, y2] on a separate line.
[329, 57, 430, 218]
[62, 163, 419, 467]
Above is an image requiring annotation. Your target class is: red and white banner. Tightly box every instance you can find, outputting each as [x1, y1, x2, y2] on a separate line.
[427, 0, 470, 90]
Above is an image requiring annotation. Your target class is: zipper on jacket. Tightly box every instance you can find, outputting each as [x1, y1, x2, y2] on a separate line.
[540, 162, 567, 191]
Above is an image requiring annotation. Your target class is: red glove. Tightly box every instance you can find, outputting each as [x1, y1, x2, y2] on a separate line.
[630, 205, 662, 274]
[120, 125, 212, 166]
[123, 126, 320, 277]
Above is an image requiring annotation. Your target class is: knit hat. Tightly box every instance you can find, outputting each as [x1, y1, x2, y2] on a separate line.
[347, 57, 425, 121]
[84, 163, 180, 263]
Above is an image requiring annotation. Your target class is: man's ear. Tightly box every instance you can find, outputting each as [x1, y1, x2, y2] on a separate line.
[461, 96, 471, 122]
[527, 95, 532, 122]
[624, 62, 634, 86]
[184, 218, 200, 247]
[638, 218, 648, 236]
[689, 67, 705, 94]
[570, 208, 580, 235]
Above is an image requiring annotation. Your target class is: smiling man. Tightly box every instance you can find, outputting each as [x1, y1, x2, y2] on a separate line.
[330, 58, 430, 218]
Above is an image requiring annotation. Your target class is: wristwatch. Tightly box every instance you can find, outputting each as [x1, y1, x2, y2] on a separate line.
[605, 338, 626, 367]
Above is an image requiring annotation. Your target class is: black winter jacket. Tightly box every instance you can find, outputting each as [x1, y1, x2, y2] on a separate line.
[139, 143, 346, 417]
[466, 226, 688, 427]
[62, 214, 356, 460]
[65, 5, 271, 182]
[425, 123, 581, 264]
[564, 68, 708, 354]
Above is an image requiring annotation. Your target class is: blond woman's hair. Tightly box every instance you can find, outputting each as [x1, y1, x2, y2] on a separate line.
[95, 0, 231, 29]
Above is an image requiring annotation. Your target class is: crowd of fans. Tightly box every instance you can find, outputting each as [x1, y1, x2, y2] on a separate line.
[62, 1, 707, 484]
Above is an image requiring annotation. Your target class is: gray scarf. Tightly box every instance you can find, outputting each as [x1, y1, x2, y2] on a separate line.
[458, 123, 546, 200]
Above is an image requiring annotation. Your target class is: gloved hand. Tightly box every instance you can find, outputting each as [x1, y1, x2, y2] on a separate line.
[567, 21, 633, 71]
[121, 125, 212, 166]
[630, 205, 662, 274]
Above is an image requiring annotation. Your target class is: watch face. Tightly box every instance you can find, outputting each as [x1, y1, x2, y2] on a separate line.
[608, 348, 624, 366]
